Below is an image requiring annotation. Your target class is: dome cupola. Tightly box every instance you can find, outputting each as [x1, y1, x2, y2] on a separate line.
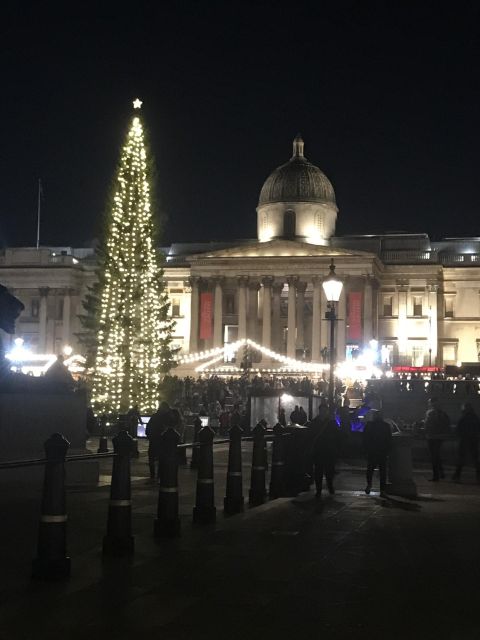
[257, 136, 338, 245]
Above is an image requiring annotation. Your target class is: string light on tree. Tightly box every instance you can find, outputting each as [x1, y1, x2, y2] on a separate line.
[88, 99, 174, 415]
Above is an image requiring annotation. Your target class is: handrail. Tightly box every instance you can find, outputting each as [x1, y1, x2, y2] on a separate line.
[0, 451, 115, 470]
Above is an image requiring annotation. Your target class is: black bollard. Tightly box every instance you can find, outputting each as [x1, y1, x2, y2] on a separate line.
[190, 417, 202, 469]
[154, 427, 181, 538]
[32, 433, 71, 580]
[249, 422, 267, 506]
[97, 435, 109, 454]
[224, 425, 244, 515]
[269, 423, 287, 498]
[103, 431, 135, 557]
[193, 425, 216, 524]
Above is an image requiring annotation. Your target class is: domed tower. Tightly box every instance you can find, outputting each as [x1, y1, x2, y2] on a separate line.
[257, 135, 338, 245]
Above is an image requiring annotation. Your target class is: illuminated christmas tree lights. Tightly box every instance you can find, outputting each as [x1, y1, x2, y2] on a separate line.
[88, 100, 174, 415]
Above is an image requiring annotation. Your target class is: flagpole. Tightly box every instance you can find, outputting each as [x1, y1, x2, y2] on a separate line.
[36, 179, 41, 249]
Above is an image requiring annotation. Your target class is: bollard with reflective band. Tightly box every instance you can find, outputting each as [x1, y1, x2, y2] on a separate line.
[193, 425, 216, 524]
[249, 422, 267, 506]
[103, 431, 135, 557]
[224, 425, 244, 515]
[269, 423, 287, 498]
[32, 433, 71, 580]
[190, 417, 202, 469]
[154, 428, 181, 538]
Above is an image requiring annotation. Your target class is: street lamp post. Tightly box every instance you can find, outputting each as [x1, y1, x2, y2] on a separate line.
[322, 260, 343, 415]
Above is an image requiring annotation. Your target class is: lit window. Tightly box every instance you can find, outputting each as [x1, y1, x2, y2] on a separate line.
[171, 298, 181, 317]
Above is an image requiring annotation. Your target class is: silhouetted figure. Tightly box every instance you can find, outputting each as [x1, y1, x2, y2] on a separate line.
[424, 397, 450, 481]
[312, 413, 341, 497]
[278, 408, 286, 426]
[146, 401, 172, 480]
[363, 410, 392, 495]
[290, 405, 300, 424]
[126, 405, 141, 438]
[453, 403, 480, 482]
[44, 355, 74, 386]
[297, 406, 308, 425]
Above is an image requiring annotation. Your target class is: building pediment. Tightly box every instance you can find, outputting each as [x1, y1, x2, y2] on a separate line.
[188, 239, 375, 260]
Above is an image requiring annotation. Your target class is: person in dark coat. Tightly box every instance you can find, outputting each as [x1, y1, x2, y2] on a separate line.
[297, 406, 308, 425]
[453, 403, 480, 481]
[278, 408, 286, 426]
[146, 401, 172, 480]
[424, 397, 451, 481]
[290, 405, 300, 424]
[363, 410, 392, 495]
[312, 412, 341, 497]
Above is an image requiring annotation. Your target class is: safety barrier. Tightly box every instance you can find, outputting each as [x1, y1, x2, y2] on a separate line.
[0, 424, 303, 581]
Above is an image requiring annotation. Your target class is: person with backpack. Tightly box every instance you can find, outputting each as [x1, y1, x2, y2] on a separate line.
[424, 397, 451, 481]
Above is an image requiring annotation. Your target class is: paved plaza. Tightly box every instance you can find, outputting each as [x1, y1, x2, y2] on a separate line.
[1, 440, 480, 639]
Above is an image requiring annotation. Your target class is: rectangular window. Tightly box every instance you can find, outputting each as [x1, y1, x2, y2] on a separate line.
[413, 296, 423, 316]
[31, 299, 39, 318]
[443, 343, 457, 364]
[445, 297, 454, 318]
[57, 298, 64, 320]
[383, 295, 393, 317]
[171, 298, 181, 317]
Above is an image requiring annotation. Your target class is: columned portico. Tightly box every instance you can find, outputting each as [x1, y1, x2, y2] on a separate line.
[363, 276, 373, 343]
[286, 276, 298, 357]
[63, 288, 74, 346]
[337, 288, 347, 362]
[189, 276, 201, 352]
[261, 276, 273, 350]
[247, 280, 260, 339]
[428, 283, 438, 365]
[295, 281, 307, 353]
[213, 277, 224, 348]
[272, 281, 283, 353]
[237, 276, 248, 339]
[311, 276, 321, 362]
[39, 287, 49, 352]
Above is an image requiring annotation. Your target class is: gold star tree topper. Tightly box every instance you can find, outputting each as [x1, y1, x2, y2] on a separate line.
[133, 98, 143, 109]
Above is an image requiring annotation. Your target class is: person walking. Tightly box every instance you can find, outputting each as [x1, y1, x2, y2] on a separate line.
[312, 410, 341, 497]
[452, 403, 480, 482]
[363, 410, 392, 495]
[424, 397, 451, 481]
[145, 401, 172, 481]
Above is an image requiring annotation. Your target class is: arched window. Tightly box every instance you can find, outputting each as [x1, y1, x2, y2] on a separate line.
[284, 209, 296, 238]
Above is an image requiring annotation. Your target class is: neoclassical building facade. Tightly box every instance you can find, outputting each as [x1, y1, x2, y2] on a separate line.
[2, 136, 480, 372]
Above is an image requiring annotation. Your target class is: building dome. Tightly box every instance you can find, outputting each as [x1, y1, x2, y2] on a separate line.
[258, 135, 336, 207]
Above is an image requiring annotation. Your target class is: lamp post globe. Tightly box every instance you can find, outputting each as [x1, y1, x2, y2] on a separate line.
[322, 260, 343, 414]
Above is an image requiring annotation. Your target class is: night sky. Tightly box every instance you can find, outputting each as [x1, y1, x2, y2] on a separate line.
[1, 1, 480, 248]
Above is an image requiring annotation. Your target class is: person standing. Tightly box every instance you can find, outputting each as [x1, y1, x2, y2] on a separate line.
[363, 410, 392, 495]
[312, 412, 341, 497]
[145, 401, 172, 481]
[297, 405, 308, 425]
[452, 403, 480, 482]
[424, 397, 451, 481]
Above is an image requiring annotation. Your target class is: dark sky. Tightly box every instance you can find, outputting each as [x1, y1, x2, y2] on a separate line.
[1, 1, 480, 247]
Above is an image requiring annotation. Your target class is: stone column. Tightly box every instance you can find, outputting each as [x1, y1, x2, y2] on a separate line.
[336, 287, 347, 362]
[62, 288, 73, 347]
[311, 277, 322, 362]
[188, 276, 201, 353]
[363, 276, 373, 344]
[237, 276, 248, 340]
[398, 285, 408, 357]
[295, 281, 307, 352]
[247, 280, 260, 341]
[39, 287, 49, 353]
[213, 277, 224, 348]
[320, 287, 328, 356]
[272, 281, 284, 353]
[286, 276, 298, 358]
[428, 283, 438, 365]
[261, 277, 273, 350]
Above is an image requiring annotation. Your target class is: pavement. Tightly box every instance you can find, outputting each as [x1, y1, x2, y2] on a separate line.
[1, 438, 480, 639]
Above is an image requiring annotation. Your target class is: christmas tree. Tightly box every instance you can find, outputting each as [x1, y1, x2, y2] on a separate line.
[87, 99, 174, 415]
